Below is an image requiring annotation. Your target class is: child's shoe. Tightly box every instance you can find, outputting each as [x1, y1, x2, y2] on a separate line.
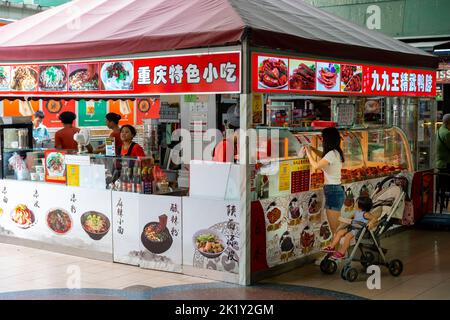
[321, 246, 335, 253]
[331, 251, 345, 260]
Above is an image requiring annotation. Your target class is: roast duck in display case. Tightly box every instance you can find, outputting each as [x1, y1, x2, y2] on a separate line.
[253, 127, 413, 199]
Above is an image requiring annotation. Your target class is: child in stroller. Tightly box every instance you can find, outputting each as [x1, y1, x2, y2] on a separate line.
[319, 176, 406, 282]
[322, 197, 376, 260]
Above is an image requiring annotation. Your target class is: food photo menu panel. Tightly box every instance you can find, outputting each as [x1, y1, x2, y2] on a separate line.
[0, 180, 113, 255]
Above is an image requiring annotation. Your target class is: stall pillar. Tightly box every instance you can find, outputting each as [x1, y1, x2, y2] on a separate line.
[239, 40, 251, 286]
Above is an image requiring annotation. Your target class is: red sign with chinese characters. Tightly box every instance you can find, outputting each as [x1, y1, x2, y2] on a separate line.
[43, 99, 76, 128]
[437, 63, 450, 84]
[252, 53, 436, 97]
[363, 66, 436, 97]
[136, 97, 161, 125]
[0, 52, 240, 96]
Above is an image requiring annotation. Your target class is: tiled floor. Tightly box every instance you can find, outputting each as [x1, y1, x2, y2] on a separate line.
[0, 228, 449, 300]
[264, 228, 450, 300]
[0, 244, 214, 294]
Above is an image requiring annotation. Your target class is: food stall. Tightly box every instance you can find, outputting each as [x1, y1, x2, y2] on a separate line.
[0, 0, 439, 285]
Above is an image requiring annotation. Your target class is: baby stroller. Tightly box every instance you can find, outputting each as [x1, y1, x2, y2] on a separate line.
[320, 175, 407, 282]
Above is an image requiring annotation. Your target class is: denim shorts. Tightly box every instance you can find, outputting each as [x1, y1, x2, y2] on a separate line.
[323, 184, 345, 212]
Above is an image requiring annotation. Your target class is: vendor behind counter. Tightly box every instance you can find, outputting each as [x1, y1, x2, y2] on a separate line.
[54, 111, 80, 151]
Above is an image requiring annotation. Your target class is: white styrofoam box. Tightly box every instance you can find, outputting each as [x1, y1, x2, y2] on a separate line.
[189, 160, 240, 200]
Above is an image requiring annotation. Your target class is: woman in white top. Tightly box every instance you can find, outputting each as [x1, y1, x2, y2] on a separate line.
[304, 127, 345, 234]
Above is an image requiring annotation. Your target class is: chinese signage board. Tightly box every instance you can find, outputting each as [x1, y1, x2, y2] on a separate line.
[0, 52, 240, 96]
[437, 63, 450, 84]
[252, 53, 436, 97]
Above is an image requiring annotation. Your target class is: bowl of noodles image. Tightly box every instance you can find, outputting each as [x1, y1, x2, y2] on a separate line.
[141, 219, 173, 255]
[80, 211, 110, 241]
[11, 204, 36, 229]
[10, 66, 38, 91]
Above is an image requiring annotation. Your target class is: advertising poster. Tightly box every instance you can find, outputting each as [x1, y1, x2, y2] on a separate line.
[255, 175, 410, 269]
[251, 93, 263, 125]
[183, 198, 240, 276]
[0, 66, 11, 91]
[78, 100, 107, 127]
[112, 191, 141, 266]
[316, 62, 340, 92]
[139, 195, 182, 273]
[289, 59, 316, 91]
[66, 164, 80, 187]
[68, 63, 100, 92]
[364, 99, 383, 124]
[108, 100, 135, 126]
[38, 65, 68, 92]
[2, 99, 39, 117]
[256, 55, 289, 91]
[43, 99, 76, 128]
[0, 180, 113, 255]
[10, 65, 38, 91]
[278, 162, 291, 192]
[341, 64, 363, 93]
[44, 149, 67, 184]
[111, 193, 183, 272]
[100, 61, 134, 91]
[136, 97, 161, 125]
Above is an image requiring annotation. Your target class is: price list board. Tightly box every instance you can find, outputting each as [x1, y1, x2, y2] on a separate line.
[336, 103, 355, 127]
[291, 159, 311, 193]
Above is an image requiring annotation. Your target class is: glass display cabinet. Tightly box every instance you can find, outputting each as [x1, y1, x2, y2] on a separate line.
[254, 126, 413, 200]
[0, 116, 34, 179]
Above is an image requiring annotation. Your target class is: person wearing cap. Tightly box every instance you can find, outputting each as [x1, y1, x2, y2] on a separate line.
[54, 111, 80, 151]
[32, 111, 50, 147]
[437, 114, 450, 212]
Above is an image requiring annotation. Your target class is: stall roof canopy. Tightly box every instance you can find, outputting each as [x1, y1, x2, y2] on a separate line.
[0, 0, 438, 68]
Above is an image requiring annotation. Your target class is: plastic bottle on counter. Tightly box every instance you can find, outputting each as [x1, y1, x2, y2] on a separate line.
[126, 168, 133, 193]
[133, 167, 142, 194]
[120, 167, 128, 192]
[141, 167, 153, 195]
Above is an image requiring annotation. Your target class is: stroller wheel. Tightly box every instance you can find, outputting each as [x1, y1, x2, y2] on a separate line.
[388, 259, 403, 277]
[345, 267, 358, 282]
[341, 266, 349, 280]
[320, 258, 337, 275]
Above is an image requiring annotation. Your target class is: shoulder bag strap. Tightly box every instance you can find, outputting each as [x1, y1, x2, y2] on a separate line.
[125, 142, 137, 157]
